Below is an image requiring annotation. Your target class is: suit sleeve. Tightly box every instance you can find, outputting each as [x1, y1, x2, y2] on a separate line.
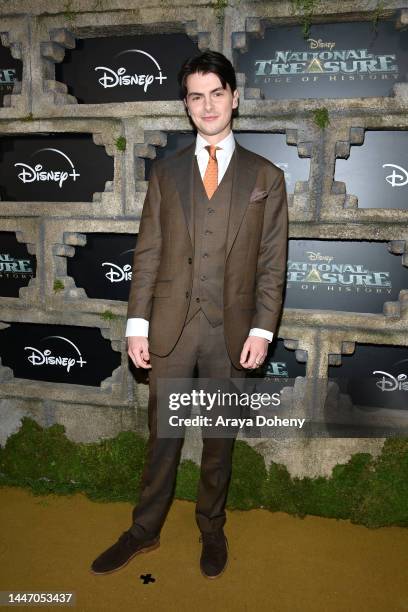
[126, 162, 162, 321]
[250, 169, 288, 334]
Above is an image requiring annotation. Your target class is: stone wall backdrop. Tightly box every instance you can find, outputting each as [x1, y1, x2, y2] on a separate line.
[0, 0, 408, 494]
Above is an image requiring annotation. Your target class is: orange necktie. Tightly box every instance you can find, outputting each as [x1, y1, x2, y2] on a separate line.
[203, 145, 220, 199]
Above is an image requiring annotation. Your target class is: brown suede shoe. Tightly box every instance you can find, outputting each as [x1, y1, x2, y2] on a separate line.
[90, 529, 160, 575]
[199, 529, 228, 579]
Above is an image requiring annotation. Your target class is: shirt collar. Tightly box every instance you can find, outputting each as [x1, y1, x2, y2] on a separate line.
[195, 130, 235, 156]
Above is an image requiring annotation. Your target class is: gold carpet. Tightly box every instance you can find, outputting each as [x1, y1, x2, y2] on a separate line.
[1, 486, 407, 612]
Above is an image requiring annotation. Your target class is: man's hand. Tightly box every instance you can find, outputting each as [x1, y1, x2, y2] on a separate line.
[240, 336, 269, 369]
[127, 336, 151, 369]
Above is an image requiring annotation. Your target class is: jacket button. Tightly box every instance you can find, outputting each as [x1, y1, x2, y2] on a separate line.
[195, 297, 200, 302]
[185, 291, 189, 298]
[188, 257, 192, 264]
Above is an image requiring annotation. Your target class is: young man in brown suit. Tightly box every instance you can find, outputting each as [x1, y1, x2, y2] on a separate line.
[91, 50, 288, 579]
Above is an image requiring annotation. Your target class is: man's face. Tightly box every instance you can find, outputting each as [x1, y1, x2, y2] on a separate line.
[183, 71, 239, 142]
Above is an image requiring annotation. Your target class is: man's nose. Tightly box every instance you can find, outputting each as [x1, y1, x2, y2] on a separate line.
[204, 97, 213, 111]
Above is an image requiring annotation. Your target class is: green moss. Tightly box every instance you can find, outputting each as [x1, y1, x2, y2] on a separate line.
[53, 279, 64, 292]
[115, 136, 126, 152]
[175, 459, 200, 501]
[291, 0, 320, 38]
[214, 0, 228, 22]
[228, 440, 267, 509]
[21, 113, 34, 122]
[264, 462, 300, 515]
[1, 418, 408, 528]
[351, 438, 408, 528]
[0, 418, 146, 503]
[291, 453, 374, 520]
[63, 1, 76, 23]
[100, 310, 118, 321]
[77, 430, 146, 503]
[372, 0, 386, 33]
[263, 447, 408, 528]
[0, 419, 79, 494]
[313, 107, 330, 129]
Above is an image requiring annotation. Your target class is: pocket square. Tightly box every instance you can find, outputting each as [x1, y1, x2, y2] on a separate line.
[249, 188, 268, 203]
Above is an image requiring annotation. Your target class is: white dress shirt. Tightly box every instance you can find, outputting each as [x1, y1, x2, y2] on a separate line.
[125, 130, 273, 343]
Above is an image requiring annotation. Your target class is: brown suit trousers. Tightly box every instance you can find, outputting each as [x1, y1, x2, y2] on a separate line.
[130, 307, 246, 538]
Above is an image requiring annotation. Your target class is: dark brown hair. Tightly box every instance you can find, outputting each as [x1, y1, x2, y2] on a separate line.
[177, 50, 237, 99]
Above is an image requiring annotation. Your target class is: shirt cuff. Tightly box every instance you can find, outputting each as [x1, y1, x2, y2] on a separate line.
[249, 327, 273, 343]
[125, 318, 149, 337]
[125, 321, 271, 341]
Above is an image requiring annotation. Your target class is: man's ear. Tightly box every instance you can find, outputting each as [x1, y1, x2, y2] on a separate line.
[183, 98, 190, 114]
[232, 89, 239, 108]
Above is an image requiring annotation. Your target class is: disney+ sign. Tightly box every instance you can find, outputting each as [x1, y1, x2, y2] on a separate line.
[328, 343, 408, 411]
[0, 323, 121, 386]
[335, 130, 408, 210]
[0, 134, 113, 202]
[56, 33, 199, 103]
[67, 233, 138, 301]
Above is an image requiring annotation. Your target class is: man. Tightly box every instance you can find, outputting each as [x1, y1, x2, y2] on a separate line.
[91, 50, 288, 579]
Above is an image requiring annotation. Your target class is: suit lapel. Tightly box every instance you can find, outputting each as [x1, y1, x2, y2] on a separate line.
[170, 139, 259, 256]
[225, 142, 259, 259]
[171, 141, 195, 247]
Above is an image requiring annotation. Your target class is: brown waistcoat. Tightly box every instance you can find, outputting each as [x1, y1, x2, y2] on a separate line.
[185, 152, 236, 326]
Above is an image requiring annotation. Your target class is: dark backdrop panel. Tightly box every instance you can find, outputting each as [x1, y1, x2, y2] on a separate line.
[236, 20, 408, 100]
[329, 343, 408, 411]
[335, 130, 408, 209]
[0, 42, 22, 107]
[56, 33, 199, 103]
[0, 232, 36, 297]
[67, 233, 137, 301]
[0, 323, 121, 386]
[0, 134, 114, 202]
[285, 239, 406, 313]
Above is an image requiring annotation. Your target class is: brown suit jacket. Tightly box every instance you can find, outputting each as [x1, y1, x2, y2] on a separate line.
[127, 140, 288, 370]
